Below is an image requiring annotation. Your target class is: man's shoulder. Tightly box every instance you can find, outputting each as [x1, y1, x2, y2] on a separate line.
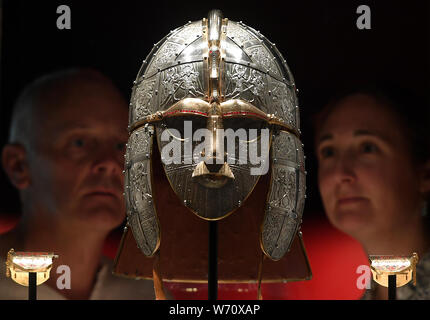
[0, 227, 23, 254]
[89, 256, 156, 300]
[0, 233, 15, 259]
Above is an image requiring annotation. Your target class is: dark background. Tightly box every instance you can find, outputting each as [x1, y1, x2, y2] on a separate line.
[1, 0, 429, 219]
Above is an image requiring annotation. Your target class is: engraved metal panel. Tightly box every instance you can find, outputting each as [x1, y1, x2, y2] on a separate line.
[125, 125, 159, 256]
[261, 130, 305, 260]
[223, 37, 253, 65]
[158, 63, 205, 110]
[226, 21, 257, 48]
[146, 42, 183, 76]
[173, 21, 202, 45]
[223, 63, 269, 114]
[130, 77, 157, 124]
[244, 45, 281, 78]
[268, 77, 296, 128]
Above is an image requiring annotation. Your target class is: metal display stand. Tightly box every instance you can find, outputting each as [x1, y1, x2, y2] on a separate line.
[29, 272, 37, 300]
[388, 274, 396, 300]
[208, 221, 218, 300]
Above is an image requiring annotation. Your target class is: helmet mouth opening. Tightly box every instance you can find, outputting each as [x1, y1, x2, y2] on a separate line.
[192, 161, 234, 188]
[193, 174, 232, 189]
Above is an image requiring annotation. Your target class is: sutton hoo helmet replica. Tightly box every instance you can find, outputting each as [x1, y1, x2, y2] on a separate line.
[114, 10, 311, 298]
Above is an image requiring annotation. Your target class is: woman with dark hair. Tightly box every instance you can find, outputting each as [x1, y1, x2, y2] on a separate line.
[314, 86, 430, 299]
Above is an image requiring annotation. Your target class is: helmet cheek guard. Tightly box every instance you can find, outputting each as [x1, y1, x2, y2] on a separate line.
[124, 124, 160, 257]
[262, 130, 305, 260]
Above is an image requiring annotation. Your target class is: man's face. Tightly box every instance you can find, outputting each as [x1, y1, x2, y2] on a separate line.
[27, 82, 128, 231]
[316, 94, 422, 241]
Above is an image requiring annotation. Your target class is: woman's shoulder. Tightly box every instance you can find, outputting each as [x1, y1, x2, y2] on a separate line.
[397, 250, 430, 300]
[360, 251, 430, 300]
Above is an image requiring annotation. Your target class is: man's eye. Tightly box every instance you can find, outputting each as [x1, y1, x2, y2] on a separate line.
[116, 142, 126, 151]
[319, 146, 334, 159]
[72, 139, 85, 147]
[361, 142, 379, 154]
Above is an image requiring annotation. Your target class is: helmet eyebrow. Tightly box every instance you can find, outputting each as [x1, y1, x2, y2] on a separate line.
[131, 97, 300, 138]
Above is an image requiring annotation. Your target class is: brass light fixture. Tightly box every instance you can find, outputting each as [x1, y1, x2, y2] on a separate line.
[6, 249, 58, 287]
[369, 253, 418, 299]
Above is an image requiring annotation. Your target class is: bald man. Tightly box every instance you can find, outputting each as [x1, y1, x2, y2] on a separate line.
[0, 69, 155, 299]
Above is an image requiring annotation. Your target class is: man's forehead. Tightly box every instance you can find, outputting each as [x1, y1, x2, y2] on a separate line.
[34, 92, 128, 138]
[38, 77, 126, 112]
[42, 110, 128, 135]
[9, 69, 129, 150]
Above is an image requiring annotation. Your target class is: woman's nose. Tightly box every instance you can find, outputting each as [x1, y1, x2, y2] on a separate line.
[334, 153, 357, 183]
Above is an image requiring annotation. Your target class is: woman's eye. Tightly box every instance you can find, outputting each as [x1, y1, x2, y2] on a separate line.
[319, 146, 334, 159]
[361, 142, 379, 154]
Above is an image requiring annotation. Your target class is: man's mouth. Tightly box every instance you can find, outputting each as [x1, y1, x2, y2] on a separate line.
[84, 188, 120, 199]
[90, 192, 115, 196]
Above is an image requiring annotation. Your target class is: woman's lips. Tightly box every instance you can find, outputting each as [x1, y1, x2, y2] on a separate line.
[337, 197, 368, 206]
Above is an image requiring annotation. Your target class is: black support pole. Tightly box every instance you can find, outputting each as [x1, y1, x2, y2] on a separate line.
[208, 221, 218, 300]
[28, 272, 37, 300]
[388, 274, 396, 300]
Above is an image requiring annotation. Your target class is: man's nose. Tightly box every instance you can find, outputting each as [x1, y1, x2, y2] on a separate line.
[92, 146, 123, 175]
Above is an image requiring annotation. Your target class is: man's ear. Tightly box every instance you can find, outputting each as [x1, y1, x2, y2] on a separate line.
[419, 159, 430, 196]
[2, 144, 31, 190]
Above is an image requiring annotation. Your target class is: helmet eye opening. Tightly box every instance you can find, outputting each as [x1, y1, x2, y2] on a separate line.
[160, 114, 208, 141]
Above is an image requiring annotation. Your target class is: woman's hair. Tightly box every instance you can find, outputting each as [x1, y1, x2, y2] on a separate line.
[313, 83, 430, 165]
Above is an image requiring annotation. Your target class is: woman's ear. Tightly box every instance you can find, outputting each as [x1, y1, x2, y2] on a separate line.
[1, 144, 31, 190]
[419, 159, 430, 196]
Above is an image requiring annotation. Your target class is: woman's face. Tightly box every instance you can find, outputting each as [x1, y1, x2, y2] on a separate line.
[316, 94, 424, 241]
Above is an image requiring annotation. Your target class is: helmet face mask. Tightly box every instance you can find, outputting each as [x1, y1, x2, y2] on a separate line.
[124, 10, 306, 262]
[150, 96, 273, 220]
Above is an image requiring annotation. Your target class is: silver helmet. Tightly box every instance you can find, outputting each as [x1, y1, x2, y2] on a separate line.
[124, 9, 306, 262]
